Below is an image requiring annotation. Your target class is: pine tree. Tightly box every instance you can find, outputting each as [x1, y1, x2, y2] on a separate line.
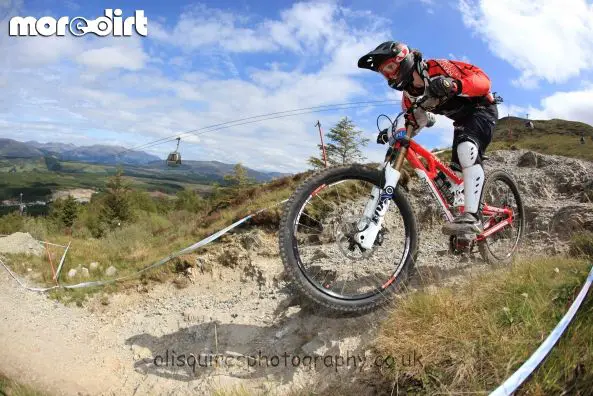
[61, 195, 79, 229]
[307, 153, 326, 170]
[310, 117, 369, 167]
[224, 163, 255, 186]
[101, 169, 134, 227]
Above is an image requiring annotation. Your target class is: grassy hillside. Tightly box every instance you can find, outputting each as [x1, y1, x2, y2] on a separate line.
[374, 250, 593, 394]
[491, 117, 593, 161]
[0, 170, 309, 305]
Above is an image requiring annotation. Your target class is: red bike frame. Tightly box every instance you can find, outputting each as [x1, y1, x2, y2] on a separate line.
[394, 139, 514, 241]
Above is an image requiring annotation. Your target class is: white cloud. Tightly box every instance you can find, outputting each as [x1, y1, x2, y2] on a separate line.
[150, 2, 389, 57]
[0, 2, 395, 173]
[536, 88, 593, 125]
[459, 0, 593, 86]
[77, 41, 148, 71]
[511, 72, 540, 90]
[0, 35, 82, 67]
[149, 4, 275, 52]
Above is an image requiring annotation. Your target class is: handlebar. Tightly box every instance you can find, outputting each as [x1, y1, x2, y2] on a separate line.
[383, 95, 435, 170]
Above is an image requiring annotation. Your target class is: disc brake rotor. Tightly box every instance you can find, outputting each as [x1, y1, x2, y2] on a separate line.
[335, 216, 378, 260]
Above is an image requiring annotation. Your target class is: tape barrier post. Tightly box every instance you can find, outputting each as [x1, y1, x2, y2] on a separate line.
[54, 241, 71, 282]
[490, 264, 593, 396]
[44, 243, 58, 283]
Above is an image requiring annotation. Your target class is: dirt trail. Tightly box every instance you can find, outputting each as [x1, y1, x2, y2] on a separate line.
[0, 231, 486, 395]
[1, 150, 591, 395]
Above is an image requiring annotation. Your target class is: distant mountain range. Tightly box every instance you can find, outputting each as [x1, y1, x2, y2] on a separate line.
[0, 139, 160, 165]
[0, 138, 288, 181]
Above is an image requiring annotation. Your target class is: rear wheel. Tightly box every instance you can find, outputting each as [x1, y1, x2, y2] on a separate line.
[478, 170, 525, 265]
[278, 165, 419, 313]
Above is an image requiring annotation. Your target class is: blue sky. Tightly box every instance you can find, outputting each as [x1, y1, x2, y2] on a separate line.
[1, 0, 593, 172]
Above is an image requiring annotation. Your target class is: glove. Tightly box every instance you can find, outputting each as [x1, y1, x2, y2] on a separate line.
[377, 128, 389, 144]
[428, 76, 459, 98]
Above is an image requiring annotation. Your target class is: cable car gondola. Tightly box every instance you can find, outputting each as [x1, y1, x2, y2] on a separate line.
[167, 137, 182, 167]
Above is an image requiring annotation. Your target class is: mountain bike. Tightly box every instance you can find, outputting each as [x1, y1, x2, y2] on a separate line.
[279, 96, 525, 313]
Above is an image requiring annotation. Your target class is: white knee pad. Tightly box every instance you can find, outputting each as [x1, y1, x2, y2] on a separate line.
[457, 140, 484, 214]
[457, 141, 479, 168]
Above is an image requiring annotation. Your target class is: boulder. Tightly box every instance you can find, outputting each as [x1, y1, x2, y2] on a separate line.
[517, 151, 538, 167]
[105, 266, 117, 277]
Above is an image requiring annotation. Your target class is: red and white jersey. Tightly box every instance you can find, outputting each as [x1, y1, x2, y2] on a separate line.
[402, 59, 495, 120]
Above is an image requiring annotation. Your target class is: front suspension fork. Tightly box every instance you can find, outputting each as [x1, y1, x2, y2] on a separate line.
[353, 137, 410, 250]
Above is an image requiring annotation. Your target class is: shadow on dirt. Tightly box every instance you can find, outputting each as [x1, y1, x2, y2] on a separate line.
[125, 259, 483, 383]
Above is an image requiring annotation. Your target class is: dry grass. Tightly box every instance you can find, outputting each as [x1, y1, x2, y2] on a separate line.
[2, 173, 303, 305]
[491, 117, 593, 161]
[0, 372, 47, 396]
[569, 231, 593, 259]
[374, 256, 593, 394]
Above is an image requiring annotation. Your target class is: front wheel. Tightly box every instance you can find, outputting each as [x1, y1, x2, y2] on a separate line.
[478, 170, 525, 265]
[278, 165, 419, 313]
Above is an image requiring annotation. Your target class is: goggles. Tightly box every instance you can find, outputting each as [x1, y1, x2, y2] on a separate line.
[379, 58, 401, 80]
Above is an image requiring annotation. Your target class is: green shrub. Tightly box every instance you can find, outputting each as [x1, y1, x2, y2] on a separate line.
[77, 205, 105, 238]
[175, 189, 206, 213]
[129, 190, 157, 213]
[102, 223, 152, 263]
[140, 212, 173, 236]
[154, 196, 174, 214]
[22, 217, 53, 240]
[0, 212, 24, 234]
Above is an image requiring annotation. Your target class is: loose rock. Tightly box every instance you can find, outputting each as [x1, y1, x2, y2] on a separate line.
[105, 266, 117, 277]
[517, 151, 538, 167]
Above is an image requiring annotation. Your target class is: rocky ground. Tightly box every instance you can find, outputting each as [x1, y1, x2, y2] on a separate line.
[0, 149, 591, 395]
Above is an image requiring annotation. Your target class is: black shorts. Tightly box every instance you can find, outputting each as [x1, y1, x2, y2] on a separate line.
[451, 104, 498, 165]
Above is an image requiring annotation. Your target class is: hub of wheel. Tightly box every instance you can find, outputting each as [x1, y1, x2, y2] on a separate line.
[336, 217, 376, 260]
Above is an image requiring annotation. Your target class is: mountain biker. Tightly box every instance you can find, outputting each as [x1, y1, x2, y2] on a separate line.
[358, 41, 500, 235]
